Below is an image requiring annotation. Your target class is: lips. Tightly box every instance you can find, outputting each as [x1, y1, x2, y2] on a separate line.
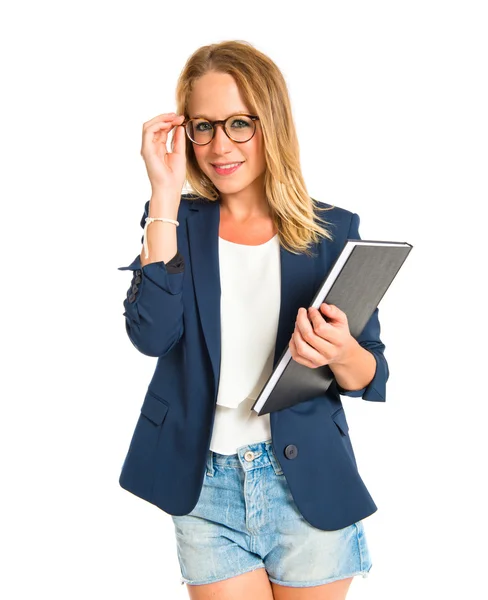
[211, 161, 244, 167]
[212, 161, 244, 175]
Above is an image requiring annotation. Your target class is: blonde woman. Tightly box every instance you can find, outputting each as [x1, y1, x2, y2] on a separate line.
[118, 40, 388, 600]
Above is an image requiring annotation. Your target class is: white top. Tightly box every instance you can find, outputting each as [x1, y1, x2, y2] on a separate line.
[209, 233, 281, 455]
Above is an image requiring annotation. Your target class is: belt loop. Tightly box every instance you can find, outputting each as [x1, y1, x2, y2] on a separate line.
[206, 449, 214, 477]
[266, 441, 283, 476]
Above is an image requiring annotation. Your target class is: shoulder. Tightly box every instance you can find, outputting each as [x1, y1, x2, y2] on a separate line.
[312, 199, 358, 238]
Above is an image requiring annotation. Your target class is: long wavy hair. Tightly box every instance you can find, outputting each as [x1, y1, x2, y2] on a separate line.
[173, 40, 334, 256]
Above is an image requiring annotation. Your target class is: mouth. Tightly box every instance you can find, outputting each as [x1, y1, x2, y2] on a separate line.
[211, 161, 244, 176]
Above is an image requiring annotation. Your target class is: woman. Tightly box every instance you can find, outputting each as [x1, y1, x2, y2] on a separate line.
[118, 40, 388, 600]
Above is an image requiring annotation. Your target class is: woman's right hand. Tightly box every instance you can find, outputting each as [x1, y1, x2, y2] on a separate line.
[140, 112, 187, 197]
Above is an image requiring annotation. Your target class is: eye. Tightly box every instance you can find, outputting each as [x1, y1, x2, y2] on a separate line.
[195, 121, 212, 132]
[230, 118, 250, 129]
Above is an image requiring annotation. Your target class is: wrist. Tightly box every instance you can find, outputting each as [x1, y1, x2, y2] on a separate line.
[149, 195, 180, 219]
[334, 336, 360, 369]
[330, 343, 376, 392]
[150, 188, 180, 203]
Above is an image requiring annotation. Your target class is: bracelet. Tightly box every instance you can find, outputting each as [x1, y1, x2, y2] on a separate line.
[143, 217, 179, 259]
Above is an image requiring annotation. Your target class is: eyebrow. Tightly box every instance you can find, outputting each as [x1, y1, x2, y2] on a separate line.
[190, 112, 250, 120]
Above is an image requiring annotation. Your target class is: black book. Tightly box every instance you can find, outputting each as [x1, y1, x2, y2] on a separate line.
[250, 240, 413, 416]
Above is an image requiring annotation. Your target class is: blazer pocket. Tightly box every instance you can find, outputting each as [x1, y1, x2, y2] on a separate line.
[140, 390, 169, 426]
[331, 407, 349, 436]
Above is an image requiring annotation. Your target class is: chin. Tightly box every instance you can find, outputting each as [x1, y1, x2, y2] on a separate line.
[211, 178, 249, 193]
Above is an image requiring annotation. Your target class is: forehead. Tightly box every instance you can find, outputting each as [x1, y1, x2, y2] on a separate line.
[187, 72, 250, 120]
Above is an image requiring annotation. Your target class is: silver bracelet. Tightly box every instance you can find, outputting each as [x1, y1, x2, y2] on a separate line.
[143, 217, 179, 260]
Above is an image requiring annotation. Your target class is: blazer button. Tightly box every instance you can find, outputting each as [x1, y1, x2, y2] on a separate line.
[128, 293, 136, 303]
[284, 444, 298, 459]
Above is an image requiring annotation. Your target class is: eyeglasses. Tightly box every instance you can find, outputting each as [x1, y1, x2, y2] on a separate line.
[182, 114, 260, 145]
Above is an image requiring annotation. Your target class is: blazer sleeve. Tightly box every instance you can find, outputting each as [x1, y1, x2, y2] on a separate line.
[117, 200, 185, 357]
[335, 212, 389, 402]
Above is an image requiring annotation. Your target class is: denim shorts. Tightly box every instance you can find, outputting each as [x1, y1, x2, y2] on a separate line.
[171, 439, 372, 587]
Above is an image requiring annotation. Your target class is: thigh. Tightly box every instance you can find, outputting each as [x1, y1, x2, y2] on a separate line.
[271, 576, 354, 600]
[187, 567, 274, 600]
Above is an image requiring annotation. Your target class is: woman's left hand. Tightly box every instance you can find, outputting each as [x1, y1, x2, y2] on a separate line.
[289, 303, 357, 369]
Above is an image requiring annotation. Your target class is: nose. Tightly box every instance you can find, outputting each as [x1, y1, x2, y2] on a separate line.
[210, 123, 234, 154]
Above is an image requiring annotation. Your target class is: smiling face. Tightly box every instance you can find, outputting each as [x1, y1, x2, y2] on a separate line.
[187, 71, 267, 205]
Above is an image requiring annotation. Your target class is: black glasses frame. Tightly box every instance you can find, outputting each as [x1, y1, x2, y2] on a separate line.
[181, 114, 260, 145]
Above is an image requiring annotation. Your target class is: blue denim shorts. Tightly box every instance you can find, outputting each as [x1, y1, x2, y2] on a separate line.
[171, 439, 372, 587]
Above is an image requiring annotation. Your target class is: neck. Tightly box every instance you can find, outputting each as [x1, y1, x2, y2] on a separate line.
[219, 193, 270, 222]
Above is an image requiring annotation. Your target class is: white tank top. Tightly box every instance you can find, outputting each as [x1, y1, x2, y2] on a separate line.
[209, 233, 281, 454]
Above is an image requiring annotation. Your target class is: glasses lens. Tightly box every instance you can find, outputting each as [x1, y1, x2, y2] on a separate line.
[185, 119, 213, 144]
[185, 115, 255, 144]
[224, 115, 255, 142]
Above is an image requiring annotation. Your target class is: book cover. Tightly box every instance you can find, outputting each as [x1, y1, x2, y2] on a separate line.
[251, 240, 412, 416]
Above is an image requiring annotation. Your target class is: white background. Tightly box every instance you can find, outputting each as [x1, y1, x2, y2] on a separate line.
[2, 1, 487, 598]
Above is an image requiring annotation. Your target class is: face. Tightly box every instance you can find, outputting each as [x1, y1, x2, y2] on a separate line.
[187, 71, 266, 201]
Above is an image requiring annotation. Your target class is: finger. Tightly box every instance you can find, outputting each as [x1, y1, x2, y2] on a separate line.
[293, 324, 331, 366]
[305, 306, 335, 341]
[319, 303, 348, 325]
[296, 307, 335, 347]
[296, 305, 337, 355]
[295, 307, 316, 340]
[142, 118, 182, 152]
[143, 115, 183, 135]
[290, 334, 324, 368]
[171, 120, 186, 155]
[141, 117, 184, 157]
[307, 308, 343, 348]
[142, 112, 178, 129]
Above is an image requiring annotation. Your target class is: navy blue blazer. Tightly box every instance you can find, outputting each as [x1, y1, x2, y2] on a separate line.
[117, 194, 388, 531]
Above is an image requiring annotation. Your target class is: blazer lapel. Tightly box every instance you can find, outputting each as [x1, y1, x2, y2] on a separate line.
[187, 199, 318, 398]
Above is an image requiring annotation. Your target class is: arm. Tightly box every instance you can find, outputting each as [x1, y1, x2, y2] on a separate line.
[329, 338, 377, 392]
[117, 199, 185, 357]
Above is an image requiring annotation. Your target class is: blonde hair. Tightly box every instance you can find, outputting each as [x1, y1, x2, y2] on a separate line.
[174, 40, 334, 256]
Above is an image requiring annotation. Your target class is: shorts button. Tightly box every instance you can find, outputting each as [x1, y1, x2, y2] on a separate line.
[244, 451, 255, 462]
